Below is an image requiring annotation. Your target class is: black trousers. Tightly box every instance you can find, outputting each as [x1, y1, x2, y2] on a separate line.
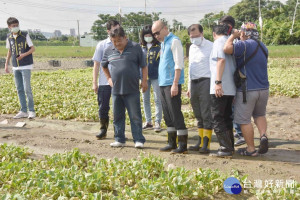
[210, 95, 234, 134]
[190, 78, 212, 129]
[97, 85, 112, 119]
[160, 85, 187, 135]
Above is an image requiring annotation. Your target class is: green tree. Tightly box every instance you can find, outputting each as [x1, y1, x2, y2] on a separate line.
[122, 12, 159, 42]
[0, 28, 9, 40]
[197, 0, 300, 45]
[286, 0, 300, 20]
[28, 32, 47, 41]
[60, 35, 68, 42]
[172, 19, 186, 32]
[91, 14, 121, 41]
[91, 12, 161, 42]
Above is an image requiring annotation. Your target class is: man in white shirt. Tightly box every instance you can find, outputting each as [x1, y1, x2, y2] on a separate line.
[152, 20, 188, 154]
[5, 17, 36, 119]
[92, 20, 119, 140]
[187, 24, 213, 154]
[210, 24, 236, 157]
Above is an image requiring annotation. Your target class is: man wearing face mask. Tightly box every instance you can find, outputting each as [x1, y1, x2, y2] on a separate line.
[187, 24, 213, 154]
[5, 17, 36, 119]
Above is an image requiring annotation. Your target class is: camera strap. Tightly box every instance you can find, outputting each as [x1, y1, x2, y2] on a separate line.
[238, 39, 260, 103]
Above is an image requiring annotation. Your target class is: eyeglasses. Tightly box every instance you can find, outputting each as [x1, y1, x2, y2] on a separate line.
[153, 25, 165, 37]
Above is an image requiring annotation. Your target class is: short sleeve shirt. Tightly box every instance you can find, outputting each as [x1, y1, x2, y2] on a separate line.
[101, 40, 146, 95]
[92, 38, 112, 86]
[210, 35, 236, 95]
[233, 39, 269, 91]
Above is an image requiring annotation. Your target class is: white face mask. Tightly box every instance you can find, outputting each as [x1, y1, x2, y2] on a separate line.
[190, 36, 203, 46]
[144, 36, 153, 43]
[11, 26, 20, 33]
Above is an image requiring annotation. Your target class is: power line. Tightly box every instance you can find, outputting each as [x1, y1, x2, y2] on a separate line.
[0, 8, 74, 30]
[0, 0, 238, 15]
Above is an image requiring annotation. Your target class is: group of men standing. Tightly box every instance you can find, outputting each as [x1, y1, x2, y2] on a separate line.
[92, 16, 270, 158]
[3, 15, 270, 158]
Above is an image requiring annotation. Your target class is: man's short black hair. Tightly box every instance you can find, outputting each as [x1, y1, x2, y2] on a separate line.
[110, 26, 126, 38]
[219, 15, 235, 28]
[213, 24, 229, 36]
[187, 24, 203, 35]
[7, 17, 19, 26]
[106, 20, 119, 30]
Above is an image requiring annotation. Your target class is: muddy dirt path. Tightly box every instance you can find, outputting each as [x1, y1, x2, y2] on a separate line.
[0, 96, 299, 185]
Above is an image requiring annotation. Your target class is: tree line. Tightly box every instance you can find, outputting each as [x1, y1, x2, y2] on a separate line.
[91, 0, 299, 45]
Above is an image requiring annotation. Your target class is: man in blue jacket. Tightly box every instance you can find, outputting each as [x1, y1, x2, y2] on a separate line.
[152, 20, 188, 154]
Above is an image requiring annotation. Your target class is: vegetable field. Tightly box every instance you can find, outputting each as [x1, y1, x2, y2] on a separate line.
[0, 45, 299, 199]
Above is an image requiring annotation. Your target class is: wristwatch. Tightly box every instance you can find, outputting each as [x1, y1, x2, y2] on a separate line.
[215, 80, 222, 85]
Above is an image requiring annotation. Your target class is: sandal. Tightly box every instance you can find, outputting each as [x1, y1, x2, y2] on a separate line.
[237, 148, 258, 157]
[258, 134, 269, 154]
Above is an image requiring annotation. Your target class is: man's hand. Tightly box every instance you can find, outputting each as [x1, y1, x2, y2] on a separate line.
[171, 83, 178, 97]
[93, 82, 98, 94]
[17, 53, 26, 61]
[108, 78, 113, 87]
[215, 84, 224, 98]
[232, 29, 241, 39]
[4, 63, 9, 73]
[141, 80, 148, 93]
[186, 90, 191, 98]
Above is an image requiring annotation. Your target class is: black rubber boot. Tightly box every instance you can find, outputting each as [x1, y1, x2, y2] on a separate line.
[227, 129, 235, 151]
[188, 128, 203, 151]
[199, 129, 212, 154]
[171, 135, 188, 154]
[160, 131, 177, 152]
[215, 132, 234, 157]
[188, 136, 201, 151]
[96, 118, 109, 140]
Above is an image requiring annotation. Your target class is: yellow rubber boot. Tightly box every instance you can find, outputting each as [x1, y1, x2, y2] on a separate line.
[199, 129, 212, 154]
[188, 128, 203, 151]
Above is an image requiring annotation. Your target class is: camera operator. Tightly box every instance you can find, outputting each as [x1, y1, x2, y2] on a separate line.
[223, 22, 269, 157]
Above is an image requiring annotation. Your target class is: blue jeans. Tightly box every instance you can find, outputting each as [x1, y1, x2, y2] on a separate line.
[97, 85, 111, 119]
[142, 79, 162, 123]
[112, 93, 145, 144]
[13, 69, 35, 112]
[233, 123, 242, 136]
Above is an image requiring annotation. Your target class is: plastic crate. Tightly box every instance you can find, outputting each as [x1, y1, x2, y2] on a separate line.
[48, 60, 61, 67]
[84, 60, 94, 67]
[0, 58, 6, 68]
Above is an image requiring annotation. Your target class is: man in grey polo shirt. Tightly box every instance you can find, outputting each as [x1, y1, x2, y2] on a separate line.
[101, 27, 148, 149]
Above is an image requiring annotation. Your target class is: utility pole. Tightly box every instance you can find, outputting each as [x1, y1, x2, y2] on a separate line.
[258, 0, 263, 41]
[119, 1, 122, 25]
[77, 20, 80, 46]
[144, 0, 146, 25]
[290, 0, 299, 35]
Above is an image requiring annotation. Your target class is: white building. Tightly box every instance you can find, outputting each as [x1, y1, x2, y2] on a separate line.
[53, 30, 62, 37]
[70, 28, 76, 37]
[80, 33, 99, 47]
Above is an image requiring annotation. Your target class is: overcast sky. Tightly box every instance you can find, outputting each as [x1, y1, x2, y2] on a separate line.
[0, 0, 288, 34]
